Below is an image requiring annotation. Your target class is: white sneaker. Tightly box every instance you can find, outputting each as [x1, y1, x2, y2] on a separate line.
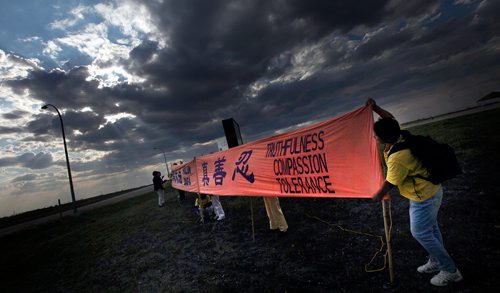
[417, 259, 439, 273]
[216, 215, 225, 221]
[430, 269, 463, 286]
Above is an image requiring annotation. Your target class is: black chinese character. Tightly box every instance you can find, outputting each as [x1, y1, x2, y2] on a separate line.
[202, 162, 210, 186]
[232, 150, 255, 183]
[213, 156, 227, 185]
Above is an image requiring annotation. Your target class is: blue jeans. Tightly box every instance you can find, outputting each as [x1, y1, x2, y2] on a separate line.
[409, 187, 456, 272]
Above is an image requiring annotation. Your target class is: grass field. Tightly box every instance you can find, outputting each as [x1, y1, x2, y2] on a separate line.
[0, 107, 499, 292]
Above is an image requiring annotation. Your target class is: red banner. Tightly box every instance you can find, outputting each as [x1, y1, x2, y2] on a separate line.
[173, 105, 384, 198]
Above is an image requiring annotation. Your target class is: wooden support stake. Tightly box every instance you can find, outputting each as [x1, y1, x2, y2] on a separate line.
[382, 199, 394, 283]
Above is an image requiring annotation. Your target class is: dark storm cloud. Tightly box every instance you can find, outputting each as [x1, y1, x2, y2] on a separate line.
[22, 152, 54, 169]
[11, 174, 37, 183]
[2, 110, 29, 120]
[25, 110, 105, 137]
[6, 67, 109, 111]
[129, 40, 159, 65]
[3, 0, 500, 173]
[71, 117, 146, 150]
[0, 152, 53, 169]
[127, 0, 444, 133]
[0, 126, 24, 134]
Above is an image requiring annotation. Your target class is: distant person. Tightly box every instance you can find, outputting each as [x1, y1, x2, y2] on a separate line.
[367, 98, 462, 287]
[195, 194, 214, 222]
[152, 171, 166, 207]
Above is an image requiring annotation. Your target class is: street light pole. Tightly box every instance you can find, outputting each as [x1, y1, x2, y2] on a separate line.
[41, 104, 77, 213]
[154, 148, 170, 178]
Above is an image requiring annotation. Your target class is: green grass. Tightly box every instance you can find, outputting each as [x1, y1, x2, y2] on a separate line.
[406, 107, 500, 187]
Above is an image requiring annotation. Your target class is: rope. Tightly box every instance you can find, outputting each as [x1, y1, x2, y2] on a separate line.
[301, 200, 393, 273]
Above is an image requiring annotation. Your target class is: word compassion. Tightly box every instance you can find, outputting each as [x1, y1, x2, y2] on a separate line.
[266, 131, 335, 194]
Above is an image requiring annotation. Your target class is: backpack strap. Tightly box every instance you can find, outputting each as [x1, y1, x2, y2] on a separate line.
[387, 141, 431, 182]
[387, 141, 409, 157]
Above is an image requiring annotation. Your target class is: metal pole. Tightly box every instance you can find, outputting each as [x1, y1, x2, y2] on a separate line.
[162, 151, 170, 177]
[154, 148, 170, 178]
[42, 104, 77, 213]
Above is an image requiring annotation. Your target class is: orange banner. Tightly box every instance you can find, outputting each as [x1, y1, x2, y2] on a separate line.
[174, 105, 384, 198]
[171, 160, 199, 193]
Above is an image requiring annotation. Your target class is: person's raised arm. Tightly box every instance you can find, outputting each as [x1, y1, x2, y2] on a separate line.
[366, 98, 394, 119]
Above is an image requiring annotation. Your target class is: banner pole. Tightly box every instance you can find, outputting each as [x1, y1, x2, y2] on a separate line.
[193, 157, 200, 195]
[382, 199, 394, 283]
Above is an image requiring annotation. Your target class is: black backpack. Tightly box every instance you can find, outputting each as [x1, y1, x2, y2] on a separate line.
[388, 130, 462, 184]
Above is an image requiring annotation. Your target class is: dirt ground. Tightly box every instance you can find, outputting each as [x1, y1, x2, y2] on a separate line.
[3, 175, 498, 293]
[80, 173, 499, 293]
[162, 181, 497, 292]
[127, 170, 499, 292]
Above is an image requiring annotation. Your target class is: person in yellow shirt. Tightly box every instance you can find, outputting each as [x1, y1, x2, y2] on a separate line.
[368, 98, 462, 287]
[195, 194, 214, 223]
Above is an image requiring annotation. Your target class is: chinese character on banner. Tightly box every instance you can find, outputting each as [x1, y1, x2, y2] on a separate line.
[202, 162, 210, 186]
[232, 150, 255, 183]
[183, 177, 191, 186]
[213, 156, 227, 186]
[173, 171, 182, 184]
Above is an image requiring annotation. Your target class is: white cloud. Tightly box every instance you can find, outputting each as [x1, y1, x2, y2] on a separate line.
[57, 22, 129, 63]
[19, 36, 42, 43]
[42, 40, 62, 59]
[0, 50, 43, 80]
[54, 22, 145, 87]
[86, 63, 146, 87]
[50, 4, 93, 30]
[103, 112, 137, 124]
[44, 0, 165, 87]
[94, 0, 166, 48]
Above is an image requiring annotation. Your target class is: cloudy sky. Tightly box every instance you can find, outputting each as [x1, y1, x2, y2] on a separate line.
[0, 0, 499, 217]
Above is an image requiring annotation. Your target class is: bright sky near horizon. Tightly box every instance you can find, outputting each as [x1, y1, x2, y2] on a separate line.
[0, 0, 499, 217]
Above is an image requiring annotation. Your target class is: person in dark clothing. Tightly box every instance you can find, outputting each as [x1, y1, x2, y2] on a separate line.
[152, 171, 166, 207]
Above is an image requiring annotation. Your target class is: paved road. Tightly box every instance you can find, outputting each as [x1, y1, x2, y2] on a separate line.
[0, 185, 154, 237]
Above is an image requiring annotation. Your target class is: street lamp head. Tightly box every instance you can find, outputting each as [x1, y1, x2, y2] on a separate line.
[41, 105, 48, 110]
